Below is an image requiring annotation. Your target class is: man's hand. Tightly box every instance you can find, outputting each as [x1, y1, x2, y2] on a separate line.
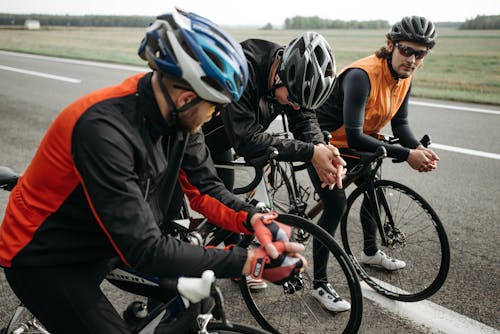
[245, 241, 307, 284]
[312, 143, 347, 190]
[250, 211, 291, 259]
[407, 146, 439, 172]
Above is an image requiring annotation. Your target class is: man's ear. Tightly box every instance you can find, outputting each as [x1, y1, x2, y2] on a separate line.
[176, 90, 197, 108]
[387, 40, 394, 52]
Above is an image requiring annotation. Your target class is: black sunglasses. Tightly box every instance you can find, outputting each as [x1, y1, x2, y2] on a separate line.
[395, 43, 428, 60]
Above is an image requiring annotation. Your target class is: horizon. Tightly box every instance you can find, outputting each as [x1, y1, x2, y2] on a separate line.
[0, 1, 499, 26]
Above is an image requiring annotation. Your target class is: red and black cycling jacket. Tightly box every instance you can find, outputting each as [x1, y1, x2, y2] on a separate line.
[0, 72, 257, 278]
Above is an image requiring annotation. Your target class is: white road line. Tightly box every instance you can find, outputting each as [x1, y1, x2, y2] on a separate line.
[278, 115, 500, 161]
[0, 65, 81, 83]
[430, 143, 500, 160]
[410, 101, 500, 115]
[361, 282, 500, 334]
[0, 50, 146, 72]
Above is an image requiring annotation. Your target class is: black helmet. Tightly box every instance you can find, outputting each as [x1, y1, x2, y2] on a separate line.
[388, 16, 436, 49]
[279, 32, 336, 110]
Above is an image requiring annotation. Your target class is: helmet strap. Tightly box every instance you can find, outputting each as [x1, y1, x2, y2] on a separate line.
[157, 72, 203, 124]
[268, 48, 284, 91]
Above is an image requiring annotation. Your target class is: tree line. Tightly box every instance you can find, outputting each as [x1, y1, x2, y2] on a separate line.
[0, 14, 154, 27]
[459, 15, 500, 29]
[0, 13, 498, 29]
[284, 16, 389, 29]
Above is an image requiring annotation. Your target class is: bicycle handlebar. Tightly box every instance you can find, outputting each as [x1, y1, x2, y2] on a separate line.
[340, 146, 387, 188]
[389, 134, 432, 163]
[232, 147, 278, 195]
[161, 270, 216, 304]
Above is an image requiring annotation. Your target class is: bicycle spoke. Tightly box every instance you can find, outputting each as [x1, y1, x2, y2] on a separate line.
[341, 180, 449, 301]
[240, 214, 362, 333]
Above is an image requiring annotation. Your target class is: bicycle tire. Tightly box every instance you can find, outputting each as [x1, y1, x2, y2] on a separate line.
[239, 213, 363, 334]
[340, 179, 450, 302]
[207, 321, 271, 334]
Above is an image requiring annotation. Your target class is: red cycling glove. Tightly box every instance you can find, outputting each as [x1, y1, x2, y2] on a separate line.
[252, 211, 291, 258]
[250, 241, 303, 285]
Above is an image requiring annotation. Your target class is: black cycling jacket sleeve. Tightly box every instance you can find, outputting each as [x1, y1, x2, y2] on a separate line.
[286, 106, 326, 145]
[178, 131, 258, 233]
[222, 80, 315, 162]
[342, 68, 412, 161]
[390, 91, 421, 149]
[72, 117, 246, 278]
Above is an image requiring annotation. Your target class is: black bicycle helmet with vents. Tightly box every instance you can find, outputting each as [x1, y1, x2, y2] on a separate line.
[279, 32, 337, 110]
[388, 16, 436, 49]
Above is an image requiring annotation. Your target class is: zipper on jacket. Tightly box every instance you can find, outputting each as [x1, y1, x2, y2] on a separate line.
[144, 178, 151, 201]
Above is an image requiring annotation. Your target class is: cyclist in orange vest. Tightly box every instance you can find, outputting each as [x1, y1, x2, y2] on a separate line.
[313, 16, 440, 272]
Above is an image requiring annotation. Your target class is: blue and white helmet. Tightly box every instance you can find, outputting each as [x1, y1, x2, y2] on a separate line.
[139, 8, 248, 104]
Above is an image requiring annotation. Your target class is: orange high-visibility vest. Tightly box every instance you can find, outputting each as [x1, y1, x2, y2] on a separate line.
[330, 55, 412, 148]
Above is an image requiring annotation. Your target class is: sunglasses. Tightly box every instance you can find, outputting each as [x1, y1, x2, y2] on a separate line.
[395, 43, 428, 60]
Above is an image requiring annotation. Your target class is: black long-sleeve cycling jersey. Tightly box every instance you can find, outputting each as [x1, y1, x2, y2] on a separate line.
[0, 72, 258, 278]
[204, 39, 325, 161]
[317, 65, 421, 161]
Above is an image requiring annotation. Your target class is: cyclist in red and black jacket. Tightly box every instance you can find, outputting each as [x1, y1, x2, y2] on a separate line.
[203, 32, 351, 311]
[0, 8, 305, 334]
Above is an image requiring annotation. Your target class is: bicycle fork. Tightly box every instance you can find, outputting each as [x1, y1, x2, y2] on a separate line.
[365, 185, 406, 249]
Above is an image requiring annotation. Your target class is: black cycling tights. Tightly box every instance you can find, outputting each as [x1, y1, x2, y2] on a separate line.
[307, 162, 378, 285]
[5, 259, 131, 334]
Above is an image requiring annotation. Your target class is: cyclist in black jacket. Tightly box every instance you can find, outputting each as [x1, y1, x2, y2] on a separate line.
[0, 9, 306, 334]
[203, 32, 350, 311]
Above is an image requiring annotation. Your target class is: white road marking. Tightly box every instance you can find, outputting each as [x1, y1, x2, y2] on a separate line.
[0, 65, 81, 83]
[361, 282, 500, 334]
[410, 100, 500, 115]
[430, 143, 500, 160]
[0, 50, 146, 72]
[276, 115, 500, 160]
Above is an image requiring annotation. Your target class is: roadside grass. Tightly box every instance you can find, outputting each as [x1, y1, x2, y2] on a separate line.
[0, 26, 498, 105]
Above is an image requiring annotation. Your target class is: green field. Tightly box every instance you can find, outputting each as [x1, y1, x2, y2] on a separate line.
[1, 26, 499, 105]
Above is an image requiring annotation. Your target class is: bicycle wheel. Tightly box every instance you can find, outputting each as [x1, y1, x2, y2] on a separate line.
[341, 179, 450, 302]
[239, 214, 362, 334]
[207, 321, 271, 333]
[1, 304, 48, 334]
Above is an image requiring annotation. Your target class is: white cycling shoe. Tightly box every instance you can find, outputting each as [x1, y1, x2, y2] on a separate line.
[311, 283, 351, 312]
[360, 250, 406, 271]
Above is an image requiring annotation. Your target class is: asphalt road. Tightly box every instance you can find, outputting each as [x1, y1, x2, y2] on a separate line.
[0, 51, 499, 333]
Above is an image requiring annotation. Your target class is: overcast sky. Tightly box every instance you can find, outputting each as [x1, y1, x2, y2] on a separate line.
[1, 0, 499, 26]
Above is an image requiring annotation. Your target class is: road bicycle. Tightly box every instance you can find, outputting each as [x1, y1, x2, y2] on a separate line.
[0, 162, 363, 334]
[0, 167, 269, 334]
[2, 266, 270, 334]
[201, 151, 363, 334]
[261, 134, 450, 302]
